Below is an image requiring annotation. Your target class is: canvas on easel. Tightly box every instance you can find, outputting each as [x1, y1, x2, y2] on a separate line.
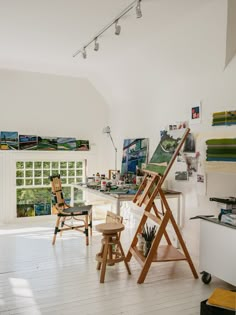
[126, 128, 198, 284]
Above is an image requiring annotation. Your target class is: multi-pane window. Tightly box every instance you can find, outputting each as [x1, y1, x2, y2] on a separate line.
[16, 160, 84, 217]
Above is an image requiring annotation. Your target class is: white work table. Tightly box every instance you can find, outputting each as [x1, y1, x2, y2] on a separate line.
[71, 184, 183, 225]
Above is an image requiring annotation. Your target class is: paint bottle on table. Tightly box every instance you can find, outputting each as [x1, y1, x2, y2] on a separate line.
[95, 172, 100, 182]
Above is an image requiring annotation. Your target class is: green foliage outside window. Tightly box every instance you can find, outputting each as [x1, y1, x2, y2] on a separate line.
[16, 160, 84, 217]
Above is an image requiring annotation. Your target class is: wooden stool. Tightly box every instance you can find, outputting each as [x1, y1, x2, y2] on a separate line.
[95, 222, 131, 283]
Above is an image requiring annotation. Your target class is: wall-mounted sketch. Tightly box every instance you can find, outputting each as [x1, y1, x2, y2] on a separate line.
[183, 133, 196, 153]
[175, 171, 188, 181]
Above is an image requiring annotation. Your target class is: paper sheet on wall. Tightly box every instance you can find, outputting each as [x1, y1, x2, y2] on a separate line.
[196, 173, 207, 196]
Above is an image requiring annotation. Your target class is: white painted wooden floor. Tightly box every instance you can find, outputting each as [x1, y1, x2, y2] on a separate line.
[0, 217, 234, 315]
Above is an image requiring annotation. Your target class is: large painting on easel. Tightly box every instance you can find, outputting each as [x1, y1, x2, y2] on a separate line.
[146, 129, 188, 175]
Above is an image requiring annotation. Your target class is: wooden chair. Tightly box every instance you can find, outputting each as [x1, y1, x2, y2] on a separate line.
[50, 174, 92, 245]
[95, 211, 131, 283]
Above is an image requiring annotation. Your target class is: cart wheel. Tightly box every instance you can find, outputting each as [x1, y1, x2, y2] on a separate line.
[201, 271, 212, 284]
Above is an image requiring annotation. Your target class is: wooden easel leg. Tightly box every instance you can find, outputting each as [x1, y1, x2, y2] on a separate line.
[152, 202, 172, 245]
[159, 190, 198, 279]
[169, 211, 198, 279]
[116, 235, 131, 275]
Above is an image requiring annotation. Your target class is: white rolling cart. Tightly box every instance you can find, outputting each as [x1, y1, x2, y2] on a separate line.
[199, 217, 236, 286]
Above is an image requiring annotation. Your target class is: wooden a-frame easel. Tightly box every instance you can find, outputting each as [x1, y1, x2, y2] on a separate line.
[126, 128, 198, 284]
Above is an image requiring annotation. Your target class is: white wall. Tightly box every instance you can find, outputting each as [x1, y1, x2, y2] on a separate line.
[0, 69, 112, 174]
[101, 0, 236, 257]
[0, 69, 112, 223]
[1, 1, 236, 258]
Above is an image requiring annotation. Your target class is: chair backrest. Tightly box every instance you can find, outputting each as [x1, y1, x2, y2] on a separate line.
[106, 211, 123, 224]
[50, 174, 66, 212]
[106, 211, 123, 239]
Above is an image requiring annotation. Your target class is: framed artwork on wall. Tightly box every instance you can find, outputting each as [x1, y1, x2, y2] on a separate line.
[190, 103, 201, 124]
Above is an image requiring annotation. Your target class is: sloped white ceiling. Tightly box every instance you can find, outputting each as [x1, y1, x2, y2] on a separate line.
[225, 0, 236, 68]
[0, 0, 230, 110]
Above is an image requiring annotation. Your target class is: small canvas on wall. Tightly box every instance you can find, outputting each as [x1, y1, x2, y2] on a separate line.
[121, 138, 149, 176]
[190, 103, 201, 124]
[75, 140, 89, 151]
[37, 137, 57, 150]
[19, 135, 38, 150]
[57, 137, 76, 150]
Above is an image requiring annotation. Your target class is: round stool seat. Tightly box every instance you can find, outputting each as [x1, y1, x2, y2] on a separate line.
[95, 223, 124, 234]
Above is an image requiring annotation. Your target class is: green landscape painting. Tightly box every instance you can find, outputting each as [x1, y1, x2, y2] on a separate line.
[19, 135, 38, 150]
[0, 131, 18, 150]
[146, 129, 186, 175]
[37, 137, 57, 150]
[57, 137, 76, 150]
[75, 140, 90, 151]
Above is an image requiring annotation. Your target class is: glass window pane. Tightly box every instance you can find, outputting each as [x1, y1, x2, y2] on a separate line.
[61, 178, 67, 184]
[34, 170, 41, 177]
[16, 170, 24, 178]
[16, 162, 24, 169]
[16, 179, 24, 186]
[60, 170, 67, 176]
[52, 170, 59, 176]
[25, 162, 33, 169]
[43, 170, 50, 177]
[34, 162, 42, 169]
[76, 169, 82, 176]
[68, 162, 75, 169]
[43, 178, 50, 185]
[26, 179, 33, 185]
[43, 162, 50, 169]
[26, 170, 33, 177]
[52, 162, 59, 169]
[60, 162, 67, 169]
[76, 161, 83, 168]
[68, 170, 75, 176]
[76, 177, 82, 183]
[68, 178, 76, 184]
[34, 179, 42, 185]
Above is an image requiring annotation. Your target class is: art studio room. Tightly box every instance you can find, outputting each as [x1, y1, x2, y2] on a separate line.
[0, 1, 236, 314]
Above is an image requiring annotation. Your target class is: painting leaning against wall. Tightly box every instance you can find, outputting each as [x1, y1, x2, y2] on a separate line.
[121, 138, 149, 177]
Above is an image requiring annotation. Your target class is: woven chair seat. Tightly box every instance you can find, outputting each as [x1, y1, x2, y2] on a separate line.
[59, 204, 92, 216]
